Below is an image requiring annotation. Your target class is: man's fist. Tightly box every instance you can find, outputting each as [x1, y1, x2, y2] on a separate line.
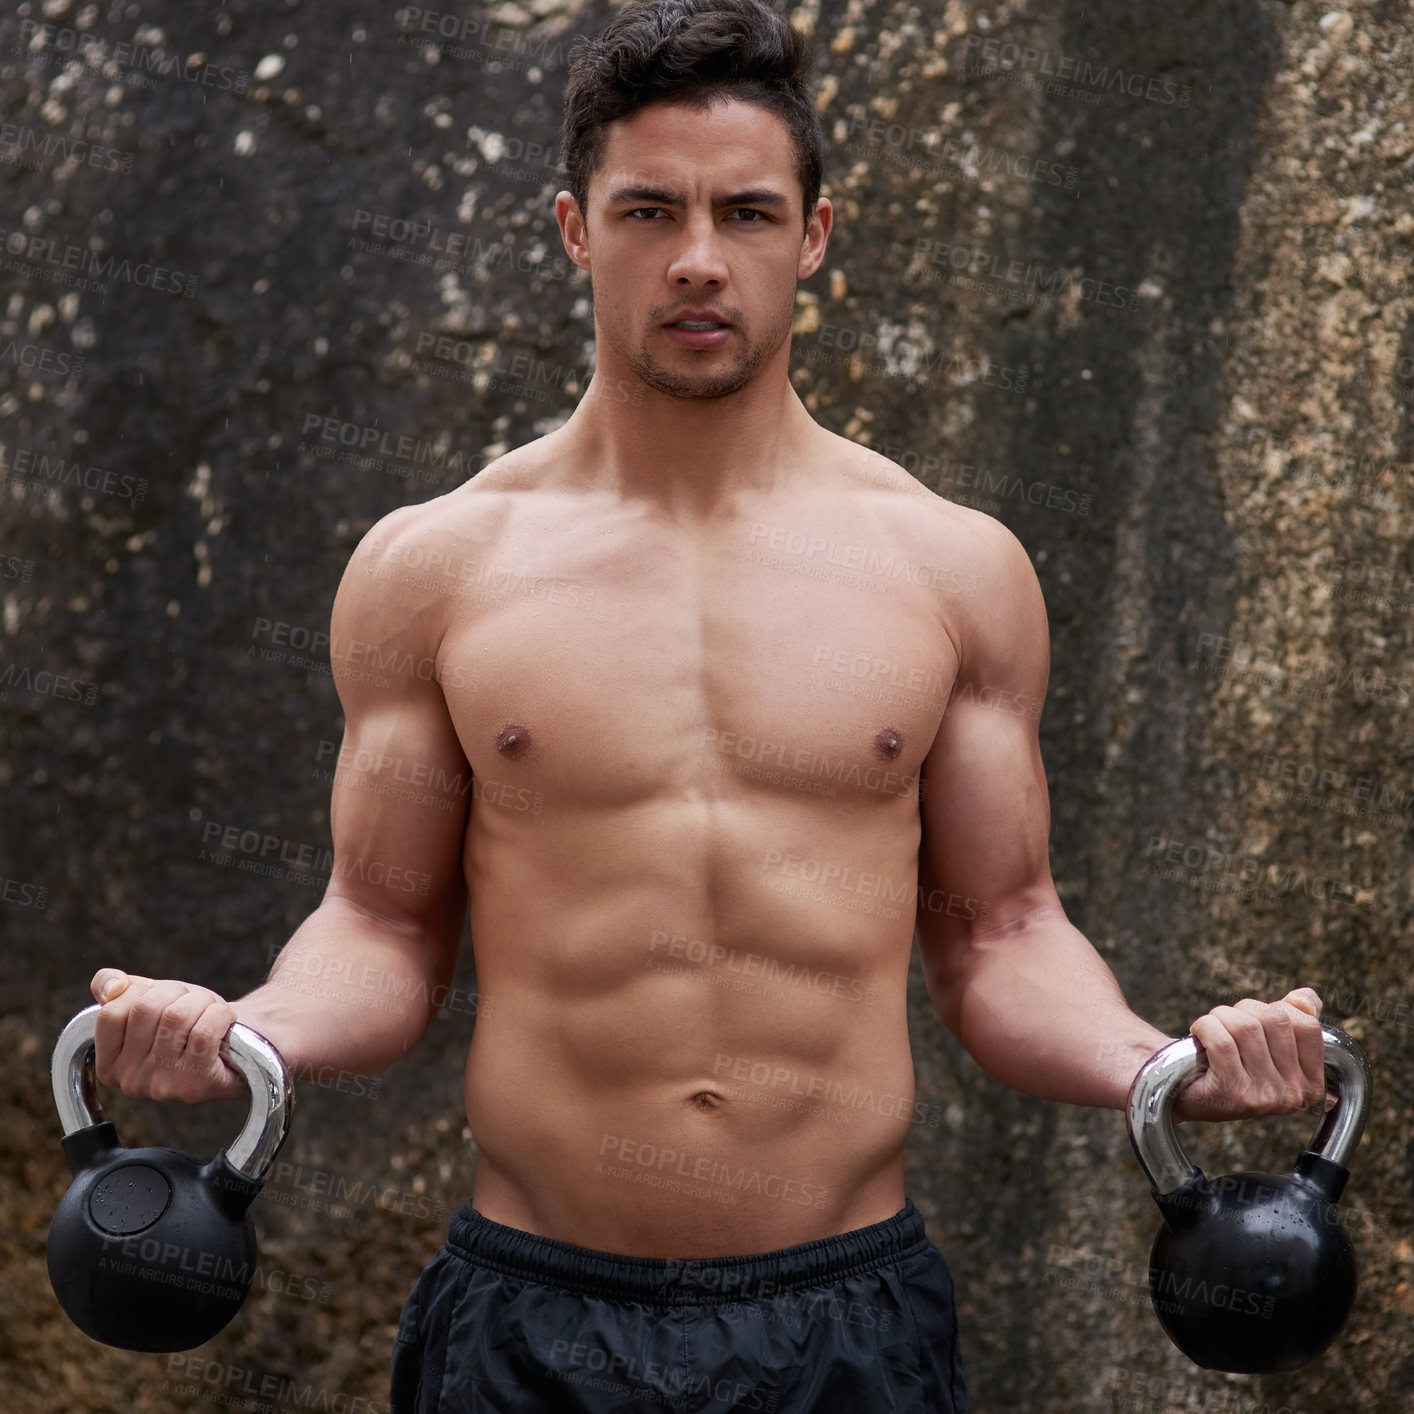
[1173, 988, 1328, 1123]
[88, 969, 246, 1103]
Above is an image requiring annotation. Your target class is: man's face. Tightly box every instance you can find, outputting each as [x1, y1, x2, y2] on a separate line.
[558, 96, 830, 401]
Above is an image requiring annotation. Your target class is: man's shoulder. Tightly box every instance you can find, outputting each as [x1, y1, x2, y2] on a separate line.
[830, 434, 1027, 572]
[347, 436, 558, 571]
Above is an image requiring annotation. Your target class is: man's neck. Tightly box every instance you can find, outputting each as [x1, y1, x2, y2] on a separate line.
[556, 369, 819, 521]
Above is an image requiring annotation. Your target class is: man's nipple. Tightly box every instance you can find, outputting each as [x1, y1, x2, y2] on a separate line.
[874, 727, 903, 761]
[496, 723, 532, 759]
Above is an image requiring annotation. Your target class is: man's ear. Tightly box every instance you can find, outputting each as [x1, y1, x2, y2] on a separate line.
[798, 196, 832, 281]
[556, 191, 591, 273]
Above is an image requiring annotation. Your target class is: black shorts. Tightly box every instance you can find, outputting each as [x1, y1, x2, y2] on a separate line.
[390, 1199, 967, 1413]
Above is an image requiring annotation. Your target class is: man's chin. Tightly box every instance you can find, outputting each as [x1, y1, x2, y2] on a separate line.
[628, 353, 763, 401]
[648, 376, 753, 401]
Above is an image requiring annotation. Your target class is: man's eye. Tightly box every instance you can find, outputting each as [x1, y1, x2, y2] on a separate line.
[623, 208, 770, 221]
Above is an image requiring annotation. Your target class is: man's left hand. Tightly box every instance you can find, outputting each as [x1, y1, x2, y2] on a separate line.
[1172, 988, 1328, 1123]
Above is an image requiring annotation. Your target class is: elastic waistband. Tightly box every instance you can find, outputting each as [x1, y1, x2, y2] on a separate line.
[446, 1200, 929, 1306]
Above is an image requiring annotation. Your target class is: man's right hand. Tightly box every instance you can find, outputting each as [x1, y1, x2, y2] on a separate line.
[88, 969, 247, 1103]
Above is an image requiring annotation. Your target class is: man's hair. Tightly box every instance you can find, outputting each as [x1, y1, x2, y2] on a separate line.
[561, 0, 825, 233]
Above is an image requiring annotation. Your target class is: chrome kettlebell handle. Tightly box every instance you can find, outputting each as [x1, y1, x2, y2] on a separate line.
[52, 1004, 294, 1183]
[1127, 1023, 1371, 1197]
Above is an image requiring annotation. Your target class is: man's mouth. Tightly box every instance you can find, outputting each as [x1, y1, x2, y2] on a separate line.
[671, 321, 728, 330]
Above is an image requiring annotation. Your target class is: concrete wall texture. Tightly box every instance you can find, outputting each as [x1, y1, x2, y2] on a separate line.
[2, 0, 1410, 1409]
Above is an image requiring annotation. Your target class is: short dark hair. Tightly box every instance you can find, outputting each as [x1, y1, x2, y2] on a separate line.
[561, 0, 825, 233]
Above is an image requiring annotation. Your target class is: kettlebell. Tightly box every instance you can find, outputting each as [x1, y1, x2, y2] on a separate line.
[1126, 1023, 1371, 1373]
[47, 1003, 294, 1351]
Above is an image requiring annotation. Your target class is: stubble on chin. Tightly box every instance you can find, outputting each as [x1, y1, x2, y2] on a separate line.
[625, 343, 767, 400]
[625, 305, 795, 401]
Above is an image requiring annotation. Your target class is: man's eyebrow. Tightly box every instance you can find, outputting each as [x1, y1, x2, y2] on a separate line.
[604, 184, 792, 211]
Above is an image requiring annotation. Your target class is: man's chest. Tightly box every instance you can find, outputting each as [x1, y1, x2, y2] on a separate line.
[428, 503, 965, 810]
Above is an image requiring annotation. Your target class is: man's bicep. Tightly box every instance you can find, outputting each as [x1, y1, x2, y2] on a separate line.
[917, 699, 1055, 943]
[915, 518, 1061, 988]
[326, 691, 471, 933]
[322, 530, 472, 942]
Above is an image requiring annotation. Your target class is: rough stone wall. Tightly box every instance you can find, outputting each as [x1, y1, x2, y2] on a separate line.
[1, 1, 1409, 1409]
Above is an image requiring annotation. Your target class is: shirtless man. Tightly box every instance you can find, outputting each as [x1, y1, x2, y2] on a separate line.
[87, 2, 1329, 1410]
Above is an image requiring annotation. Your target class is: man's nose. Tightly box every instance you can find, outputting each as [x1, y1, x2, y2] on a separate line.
[667, 213, 730, 285]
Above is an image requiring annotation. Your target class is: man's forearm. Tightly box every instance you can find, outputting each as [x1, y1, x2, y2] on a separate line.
[936, 908, 1173, 1109]
[231, 894, 454, 1077]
